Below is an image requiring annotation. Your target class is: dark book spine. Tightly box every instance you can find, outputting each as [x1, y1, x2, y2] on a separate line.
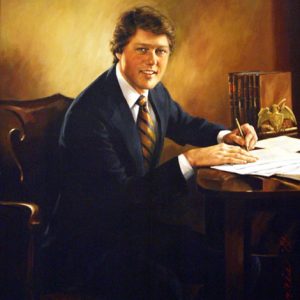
[252, 73, 260, 128]
[248, 74, 254, 125]
[243, 74, 250, 123]
[228, 73, 236, 128]
[237, 75, 242, 123]
[243, 75, 250, 124]
[233, 74, 240, 127]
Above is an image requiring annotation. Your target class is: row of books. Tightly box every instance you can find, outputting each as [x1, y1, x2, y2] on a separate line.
[228, 72, 260, 128]
[228, 71, 292, 130]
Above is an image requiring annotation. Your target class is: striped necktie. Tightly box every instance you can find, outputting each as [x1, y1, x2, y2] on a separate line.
[136, 95, 156, 171]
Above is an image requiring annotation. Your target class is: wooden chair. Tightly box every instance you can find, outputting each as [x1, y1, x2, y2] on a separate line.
[0, 94, 201, 300]
[0, 94, 73, 299]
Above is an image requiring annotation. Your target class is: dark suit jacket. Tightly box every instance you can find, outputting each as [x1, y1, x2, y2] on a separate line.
[45, 64, 225, 258]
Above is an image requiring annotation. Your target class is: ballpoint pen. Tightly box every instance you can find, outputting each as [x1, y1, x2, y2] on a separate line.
[235, 118, 249, 151]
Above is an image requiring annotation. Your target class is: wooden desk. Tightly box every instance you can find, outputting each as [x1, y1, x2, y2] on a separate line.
[197, 169, 300, 300]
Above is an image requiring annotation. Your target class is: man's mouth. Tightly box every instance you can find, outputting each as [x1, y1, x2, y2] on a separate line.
[141, 70, 158, 75]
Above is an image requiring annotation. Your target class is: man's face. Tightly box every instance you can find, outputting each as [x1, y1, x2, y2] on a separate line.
[116, 29, 170, 94]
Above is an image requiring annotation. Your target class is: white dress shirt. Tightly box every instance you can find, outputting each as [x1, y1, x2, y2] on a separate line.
[116, 63, 229, 180]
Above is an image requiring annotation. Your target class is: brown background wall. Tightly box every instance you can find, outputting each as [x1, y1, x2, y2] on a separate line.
[0, 0, 296, 160]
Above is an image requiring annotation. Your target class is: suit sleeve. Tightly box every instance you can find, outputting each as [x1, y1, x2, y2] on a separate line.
[156, 84, 225, 147]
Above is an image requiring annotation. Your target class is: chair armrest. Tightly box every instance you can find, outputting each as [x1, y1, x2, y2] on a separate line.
[0, 201, 41, 227]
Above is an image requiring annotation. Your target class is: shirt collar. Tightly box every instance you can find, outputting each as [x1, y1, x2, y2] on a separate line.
[116, 63, 149, 109]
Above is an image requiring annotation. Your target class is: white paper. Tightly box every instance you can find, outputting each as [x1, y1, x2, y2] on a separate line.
[256, 136, 300, 153]
[212, 137, 300, 178]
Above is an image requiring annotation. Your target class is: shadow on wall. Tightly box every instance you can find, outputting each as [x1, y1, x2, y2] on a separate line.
[0, 48, 45, 100]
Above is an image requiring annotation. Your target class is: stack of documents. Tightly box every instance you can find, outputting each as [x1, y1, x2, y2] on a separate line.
[212, 136, 300, 181]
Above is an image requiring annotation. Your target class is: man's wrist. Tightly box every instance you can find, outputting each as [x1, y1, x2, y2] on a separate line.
[217, 130, 231, 143]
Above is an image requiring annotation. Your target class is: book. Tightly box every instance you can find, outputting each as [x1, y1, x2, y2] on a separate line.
[228, 71, 296, 136]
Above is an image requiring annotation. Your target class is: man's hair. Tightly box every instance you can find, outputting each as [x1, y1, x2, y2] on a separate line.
[110, 6, 175, 63]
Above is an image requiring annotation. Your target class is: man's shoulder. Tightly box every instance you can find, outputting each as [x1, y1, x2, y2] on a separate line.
[70, 65, 120, 110]
[152, 81, 167, 93]
[78, 65, 117, 99]
[61, 65, 121, 129]
[151, 81, 172, 101]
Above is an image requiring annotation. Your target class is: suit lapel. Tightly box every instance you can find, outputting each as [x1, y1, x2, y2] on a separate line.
[111, 97, 144, 174]
[103, 66, 166, 173]
[105, 68, 144, 175]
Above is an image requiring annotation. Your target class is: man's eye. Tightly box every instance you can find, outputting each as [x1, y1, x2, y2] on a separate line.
[156, 48, 168, 56]
[136, 48, 147, 54]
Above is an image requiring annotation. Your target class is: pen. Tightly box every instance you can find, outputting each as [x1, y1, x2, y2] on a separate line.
[235, 118, 249, 151]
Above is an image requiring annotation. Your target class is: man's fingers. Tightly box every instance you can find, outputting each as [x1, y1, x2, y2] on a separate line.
[184, 143, 259, 168]
[247, 134, 257, 150]
[221, 144, 258, 164]
[229, 133, 257, 151]
[242, 124, 258, 150]
[233, 135, 246, 147]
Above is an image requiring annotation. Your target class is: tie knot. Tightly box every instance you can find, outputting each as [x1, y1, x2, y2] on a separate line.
[137, 95, 147, 108]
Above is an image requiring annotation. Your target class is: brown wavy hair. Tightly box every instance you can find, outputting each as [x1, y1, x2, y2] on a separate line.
[110, 6, 175, 63]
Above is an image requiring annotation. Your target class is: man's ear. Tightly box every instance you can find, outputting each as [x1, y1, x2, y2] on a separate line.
[116, 52, 121, 60]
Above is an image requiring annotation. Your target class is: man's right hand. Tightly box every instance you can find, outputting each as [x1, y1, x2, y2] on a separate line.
[183, 143, 258, 168]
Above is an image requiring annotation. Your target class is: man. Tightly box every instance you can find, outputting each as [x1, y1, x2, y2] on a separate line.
[43, 6, 258, 300]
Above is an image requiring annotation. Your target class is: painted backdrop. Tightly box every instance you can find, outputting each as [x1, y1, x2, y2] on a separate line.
[0, 0, 289, 160]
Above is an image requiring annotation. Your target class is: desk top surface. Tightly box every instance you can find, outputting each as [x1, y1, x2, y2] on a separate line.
[197, 168, 300, 194]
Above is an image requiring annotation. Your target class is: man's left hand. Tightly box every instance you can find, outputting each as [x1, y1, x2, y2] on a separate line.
[223, 123, 258, 150]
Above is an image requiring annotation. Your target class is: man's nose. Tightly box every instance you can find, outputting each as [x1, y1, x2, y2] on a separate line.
[146, 50, 158, 65]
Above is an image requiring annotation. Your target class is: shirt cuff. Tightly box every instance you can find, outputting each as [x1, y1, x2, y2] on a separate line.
[217, 130, 231, 143]
[178, 154, 194, 180]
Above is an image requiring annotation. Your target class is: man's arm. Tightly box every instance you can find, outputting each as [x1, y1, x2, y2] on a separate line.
[183, 123, 258, 168]
[156, 86, 258, 169]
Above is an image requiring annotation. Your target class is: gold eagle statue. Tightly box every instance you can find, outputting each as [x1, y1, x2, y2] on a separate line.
[257, 98, 297, 133]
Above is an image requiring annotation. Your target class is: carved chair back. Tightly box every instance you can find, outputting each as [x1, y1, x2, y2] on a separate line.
[0, 94, 73, 299]
[0, 94, 72, 218]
